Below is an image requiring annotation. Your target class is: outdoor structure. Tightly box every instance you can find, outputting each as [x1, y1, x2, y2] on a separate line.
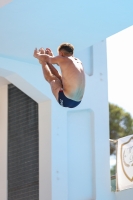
[0, 1, 133, 200]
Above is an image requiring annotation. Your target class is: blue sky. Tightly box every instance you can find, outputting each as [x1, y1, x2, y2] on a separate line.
[107, 25, 133, 117]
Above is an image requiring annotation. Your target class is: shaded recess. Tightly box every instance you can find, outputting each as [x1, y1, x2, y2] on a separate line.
[8, 84, 39, 200]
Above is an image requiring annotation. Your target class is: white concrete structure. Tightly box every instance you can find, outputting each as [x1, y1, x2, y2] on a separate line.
[0, 1, 133, 200]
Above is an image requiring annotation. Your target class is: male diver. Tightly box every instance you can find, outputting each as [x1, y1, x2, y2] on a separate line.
[33, 43, 85, 108]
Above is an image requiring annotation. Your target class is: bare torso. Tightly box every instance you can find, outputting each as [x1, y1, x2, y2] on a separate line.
[33, 48, 85, 102]
[59, 56, 85, 101]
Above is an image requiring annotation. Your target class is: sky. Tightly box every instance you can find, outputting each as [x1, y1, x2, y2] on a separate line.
[107, 25, 133, 117]
[107, 26, 133, 167]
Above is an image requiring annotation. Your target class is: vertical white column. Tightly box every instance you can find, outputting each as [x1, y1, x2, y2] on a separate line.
[0, 85, 8, 200]
[67, 109, 95, 200]
[91, 40, 115, 200]
[39, 100, 52, 200]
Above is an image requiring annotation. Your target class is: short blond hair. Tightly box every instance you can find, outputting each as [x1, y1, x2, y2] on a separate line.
[58, 43, 74, 55]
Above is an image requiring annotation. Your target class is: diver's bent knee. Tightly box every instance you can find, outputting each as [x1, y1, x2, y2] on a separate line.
[50, 79, 60, 85]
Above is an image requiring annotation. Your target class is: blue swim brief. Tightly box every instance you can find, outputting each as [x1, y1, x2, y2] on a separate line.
[58, 90, 81, 108]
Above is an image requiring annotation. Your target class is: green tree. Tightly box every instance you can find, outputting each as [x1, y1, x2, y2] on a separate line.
[109, 103, 133, 155]
[110, 165, 116, 176]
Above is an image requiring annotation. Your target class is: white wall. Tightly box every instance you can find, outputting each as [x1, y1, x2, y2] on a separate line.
[0, 40, 113, 200]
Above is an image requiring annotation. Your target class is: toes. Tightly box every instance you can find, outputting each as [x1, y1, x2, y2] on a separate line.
[39, 48, 45, 54]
